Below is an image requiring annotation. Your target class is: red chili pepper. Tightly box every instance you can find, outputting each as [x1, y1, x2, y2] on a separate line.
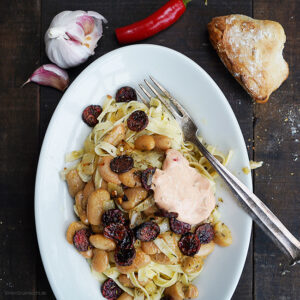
[115, 0, 191, 44]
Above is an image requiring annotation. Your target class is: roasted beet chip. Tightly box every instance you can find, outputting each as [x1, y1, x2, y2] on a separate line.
[169, 218, 191, 235]
[134, 221, 160, 242]
[102, 209, 126, 227]
[127, 110, 149, 132]
[101, 278, 122, 300]
[195, 223, 214, 244]
[114, 246, 136, 266]
[110, 155, 134, 174]
[155, 208, 179, 219]
[116, 86, 137, 103]
[141, 167, 156, 190]
[82, 105, 102, 127]
[73, 228, 91, 252]
[178, 232, 200, 256]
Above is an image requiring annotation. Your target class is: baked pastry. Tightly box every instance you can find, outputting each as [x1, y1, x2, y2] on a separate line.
[207, 15, 289, 103]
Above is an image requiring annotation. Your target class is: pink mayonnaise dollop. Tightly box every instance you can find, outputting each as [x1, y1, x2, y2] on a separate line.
[152, 149, 215, 224]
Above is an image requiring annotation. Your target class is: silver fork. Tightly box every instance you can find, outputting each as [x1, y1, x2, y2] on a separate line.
[137, 76, 300, 266]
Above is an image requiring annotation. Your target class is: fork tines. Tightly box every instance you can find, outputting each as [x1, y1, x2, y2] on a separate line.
[137, 76, 186, 120]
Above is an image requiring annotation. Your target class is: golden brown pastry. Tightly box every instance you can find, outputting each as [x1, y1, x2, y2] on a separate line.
[207, 14, 289, 103]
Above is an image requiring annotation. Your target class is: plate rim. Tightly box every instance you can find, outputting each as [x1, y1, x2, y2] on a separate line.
[35, 44, 252, 300]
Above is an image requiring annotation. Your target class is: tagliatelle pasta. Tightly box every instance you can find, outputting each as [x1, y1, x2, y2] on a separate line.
[63, 91, 233, 299]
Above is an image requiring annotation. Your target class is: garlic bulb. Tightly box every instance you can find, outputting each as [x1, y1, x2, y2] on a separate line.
[23, 64, 69, 91]
[45, 11, 107, 68]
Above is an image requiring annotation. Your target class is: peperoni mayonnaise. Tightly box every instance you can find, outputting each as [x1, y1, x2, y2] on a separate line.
[152, 149, 215, 225]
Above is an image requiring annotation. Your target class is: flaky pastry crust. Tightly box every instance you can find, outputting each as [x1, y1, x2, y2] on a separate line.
[208, 15, 289, 103]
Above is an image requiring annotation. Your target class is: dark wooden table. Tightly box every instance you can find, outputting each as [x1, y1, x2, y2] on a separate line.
[0, 0, 299, 299]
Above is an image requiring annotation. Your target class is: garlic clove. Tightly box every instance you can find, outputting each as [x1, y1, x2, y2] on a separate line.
[23, 64, 69, 91]
[45, 11, 107, 69]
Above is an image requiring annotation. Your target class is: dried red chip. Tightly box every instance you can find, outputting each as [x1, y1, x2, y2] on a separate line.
[169, 218, 191, 235]
[110, 155, 134, 174]
[141, 167, 156, 190]
[195, 223, 214, 244]
[119, 228, 135, 249]
[82, 105, 102, 127]
[103, 223, 135, 249]
[178, 232, 200, 256]
[127, 110, 149, 132]
[114, 246, 136, 266]
[102, 209, 126, 227]
[116, 86, 137, 103]
[134, 221, 160, 242]
[103, 223, 128, 243]
[101, 278, 122, 300]
[73, 228, 91, 252]
[155, 208, 179, 219]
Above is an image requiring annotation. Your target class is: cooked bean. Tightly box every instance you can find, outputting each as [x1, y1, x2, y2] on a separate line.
[89, 234, 116, 251]
[87, 189, 110, 225]
[91, 249, 109, 273]
[118, 168, 141, 188]
[80, 248, 93, 259]
[117, 249, 151, 274]
[75, 191, 89, 225]
[82, 180, 94, 208]
[134, 135, 155, 151]
[153, 134, 172, 151]
[184, 284, 199, 299]
[118, 274, 134, 288]
[98, 156, 121, 185]
[196, 241, 215, 257]
[150, 252, 171, 265]
[66, 169, 85, 197]
[121, 187, 148, 210]
[100, 179, 108, 190]
[141, 241, 160, 255]
[213, 222, 233, 247]
[182, 256, 204, 274]
[117, 293, 133, 300]
[103, 124, 125, 146]
[164, 282, 184, 300]
[108, 251, 116, 264]
[66, 221, 87, 244]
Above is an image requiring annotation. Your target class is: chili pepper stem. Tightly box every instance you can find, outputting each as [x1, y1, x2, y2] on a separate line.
[183, 0, 192, 7]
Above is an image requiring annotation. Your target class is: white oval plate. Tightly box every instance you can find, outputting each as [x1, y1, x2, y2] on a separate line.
[35, 44, 252, 300]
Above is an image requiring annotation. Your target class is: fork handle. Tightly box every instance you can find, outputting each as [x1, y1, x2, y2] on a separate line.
[192, 136, 300, 265]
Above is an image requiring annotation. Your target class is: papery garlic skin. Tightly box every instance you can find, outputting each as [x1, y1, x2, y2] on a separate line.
[23, 64, 69, 91]
[45, 11, 107, 68]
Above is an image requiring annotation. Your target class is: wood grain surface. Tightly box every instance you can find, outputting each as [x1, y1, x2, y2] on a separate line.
[0, 0, 298, 299]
